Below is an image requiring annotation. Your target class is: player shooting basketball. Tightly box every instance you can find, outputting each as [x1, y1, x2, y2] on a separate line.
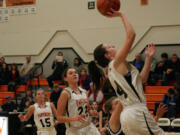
[88, 8, 165, 135]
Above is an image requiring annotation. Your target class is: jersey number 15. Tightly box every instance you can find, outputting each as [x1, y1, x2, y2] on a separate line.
[40, 118, 51, 128]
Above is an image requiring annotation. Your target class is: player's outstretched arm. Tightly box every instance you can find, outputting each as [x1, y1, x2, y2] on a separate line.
[140, 44, 156, 83]
[18, 105, 35, 121]
[107, 9, 136, 69]
[99, 111, 103, 129]
[154, 104, 168, 122]
[109, 99, 123, 133]
[57, 90, 86, 123]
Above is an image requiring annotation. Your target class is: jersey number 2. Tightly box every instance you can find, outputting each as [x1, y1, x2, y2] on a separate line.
[40, 118, 51, 127]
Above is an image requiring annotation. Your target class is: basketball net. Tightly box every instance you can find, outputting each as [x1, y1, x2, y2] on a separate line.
[141, 0, 148, 5]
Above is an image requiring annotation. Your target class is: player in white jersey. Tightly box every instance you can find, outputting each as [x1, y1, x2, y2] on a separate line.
[18, 89, 57, 135]
[88, 9, 165, 135]
[57, 68, 101, 135]
[100, 96, 167, 135]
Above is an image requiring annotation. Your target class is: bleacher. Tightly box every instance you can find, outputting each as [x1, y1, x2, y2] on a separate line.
[0, 78, 65, 106]
[145, 84, 180, 132]
[145, 85, 178, 112]
[0, 78, 176, 113]
[145, 86, 174, 115]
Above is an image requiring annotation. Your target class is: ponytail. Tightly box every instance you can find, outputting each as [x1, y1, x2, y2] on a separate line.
[102, 79, 115, 94]
[88, 61, 104, 90]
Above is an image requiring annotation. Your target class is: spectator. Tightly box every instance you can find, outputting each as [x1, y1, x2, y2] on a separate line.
[174, 85, 180, 114]
[148, 57, 157, 85]
[47, 51, 68, 88]
[163, 54, 180, 85]
[79, 68, 91, 90]
[73, 57, 83, 74]
[101, 97, 124, 135]
[91, 101, 103, 129]
[0, 56, 6, 71]
[50, 83, 63, 108]
[19, 56, 34, 84]
[162, 88, 176, 119]
[0, 63, 10, 85]
[50, 83, 65, 135]
[153, 53, 169, 81]
[132, 53, 144, 72]
[88, 83, 105, 109]
[8, 64, 21, 91]
[150, 58, 157, 73]
[19, 90, 34, 112]
[2, 96, 17, 112]
[23, 99, 31, 112]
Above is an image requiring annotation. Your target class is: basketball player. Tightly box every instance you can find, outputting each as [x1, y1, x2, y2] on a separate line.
[102, 97, 124, 135]
[57, 68, 101, 135]
[88, 9, 165, 135]
[100, 97, 168, 135]
[18, 89, 57, 135]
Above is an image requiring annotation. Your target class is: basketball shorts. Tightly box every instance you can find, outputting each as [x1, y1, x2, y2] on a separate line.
[120, 103, 165, 135]
[37, 127, 56, 135]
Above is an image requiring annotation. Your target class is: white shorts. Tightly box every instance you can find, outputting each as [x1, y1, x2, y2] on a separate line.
[37, 127, 56, 135]
[66, 123, 100, 135]
[120, 104, 165, 135]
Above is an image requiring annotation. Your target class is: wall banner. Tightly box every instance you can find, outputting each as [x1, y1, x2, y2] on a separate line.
[6, 0, 36, 7]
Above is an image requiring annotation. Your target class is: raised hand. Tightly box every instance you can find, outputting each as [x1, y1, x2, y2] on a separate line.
[156, 104, 168, 119]
[106, 8, 122, 18]
[145, 43, 156, 58]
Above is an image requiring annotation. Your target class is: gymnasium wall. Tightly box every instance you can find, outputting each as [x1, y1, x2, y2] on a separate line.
[0, 0, 180, 64]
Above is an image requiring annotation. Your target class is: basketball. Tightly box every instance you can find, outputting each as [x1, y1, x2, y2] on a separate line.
[97, 0, 121, 16]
